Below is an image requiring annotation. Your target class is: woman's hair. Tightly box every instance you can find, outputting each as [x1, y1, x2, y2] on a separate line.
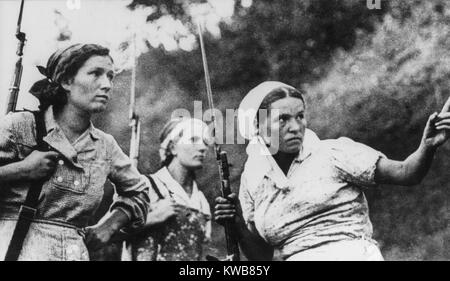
[159, 118, 185, 167]
[29, 44, 112, 111]
[256, 86, 306, 125]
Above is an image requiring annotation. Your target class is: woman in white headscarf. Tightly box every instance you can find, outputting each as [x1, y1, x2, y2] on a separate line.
[214, 81, 450, 261]
[128, 117, 212, 261]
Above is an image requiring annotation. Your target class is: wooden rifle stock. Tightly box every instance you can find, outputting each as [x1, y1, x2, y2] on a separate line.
[217, 148, 240, 261]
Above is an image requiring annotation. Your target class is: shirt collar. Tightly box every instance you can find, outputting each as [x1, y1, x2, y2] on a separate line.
[43, 106, 98, 168]
[155, 166, 201, 206]
[295, 129, 320, 163]
[87, 124, 100, 141]
[243, 128, 321, 190]
[44, 106, 100, 141]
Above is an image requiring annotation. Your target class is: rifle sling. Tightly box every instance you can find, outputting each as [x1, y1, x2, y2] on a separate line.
[4, 110, 48, 261]
[146, 174, 164, 200]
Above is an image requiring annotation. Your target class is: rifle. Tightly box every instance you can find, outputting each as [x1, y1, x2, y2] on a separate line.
[120, 32, 142, 261]
[5, 0, 26, 115]
[128, 33, 141, 168]
[196, 22, 240, 261]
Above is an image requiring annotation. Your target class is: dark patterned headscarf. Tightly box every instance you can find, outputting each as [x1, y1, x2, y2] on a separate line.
[29, 43, 111, 110]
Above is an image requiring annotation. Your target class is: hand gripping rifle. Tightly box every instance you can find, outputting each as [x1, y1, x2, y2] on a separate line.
[197, 22, 240, 261]
[5, 0, 26, 115]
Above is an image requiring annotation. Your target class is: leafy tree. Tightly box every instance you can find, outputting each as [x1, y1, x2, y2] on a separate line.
[92, 0, 450, 260]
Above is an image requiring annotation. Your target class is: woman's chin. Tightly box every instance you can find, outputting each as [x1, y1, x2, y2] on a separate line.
[281, 145, 301, 154]
[186, 162, 204, 170]
[90, 104, 107, 114]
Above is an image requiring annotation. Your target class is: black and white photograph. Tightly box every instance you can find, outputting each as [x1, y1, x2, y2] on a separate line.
[0, 0, 450, 265]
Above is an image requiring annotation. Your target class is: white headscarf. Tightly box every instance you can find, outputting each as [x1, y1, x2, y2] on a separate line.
[238, 81, 320, 189]
[237, 81, 298, 140]
[159, 118, 212, 163]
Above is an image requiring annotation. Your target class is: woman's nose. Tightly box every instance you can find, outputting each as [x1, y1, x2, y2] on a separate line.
[198, 141, 208, 152]
[100, 74, 112, 92]
[287, 118, 301, 133]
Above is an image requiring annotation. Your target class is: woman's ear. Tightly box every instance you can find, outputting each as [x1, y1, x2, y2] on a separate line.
[254, 118, 260, 136]
[168, 141, 177, 157]
[60, 78, 73, 91]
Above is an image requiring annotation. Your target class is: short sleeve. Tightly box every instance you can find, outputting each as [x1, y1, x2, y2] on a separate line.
[0, 113, 19, 165]
[325, 137, 386, 187]
[238, 172, 255, 224]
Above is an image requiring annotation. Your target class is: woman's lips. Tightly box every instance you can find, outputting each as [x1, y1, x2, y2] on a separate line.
[95, 95, 109, 101]
[286, 137, 302, 143]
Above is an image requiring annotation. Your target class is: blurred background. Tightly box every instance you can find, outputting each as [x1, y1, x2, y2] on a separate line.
[1, 0, 450, 260]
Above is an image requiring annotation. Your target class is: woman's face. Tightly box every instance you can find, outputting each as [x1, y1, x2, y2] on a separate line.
[170, 125, 209, 170]
[62, 55, 114, 114]
[259, 96, 306, 154]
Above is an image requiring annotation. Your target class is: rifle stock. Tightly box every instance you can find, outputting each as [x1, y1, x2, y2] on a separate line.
[217, 149, 240, 261]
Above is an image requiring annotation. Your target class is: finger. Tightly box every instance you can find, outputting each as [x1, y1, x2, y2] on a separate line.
[435, 120, 450, 127]
[436, 112, 450, 120]
[172, 207, 184, 214]
[227, 193, 237, 200]
[214, 210, 236, 216]
[429, 112, 439, 122]
[45, 159, 57, 167]
[214, 204, 236, 210]
[214, 214, 235, 221]
[441, 96, 450, 113]
[45, 164, 56, 173]
[84, 231, 93, 245]
[44, 151, 60, 160]
[215, 197, 230, 204]
[172, 203, 186, 208]
[435, 125, 450, 131]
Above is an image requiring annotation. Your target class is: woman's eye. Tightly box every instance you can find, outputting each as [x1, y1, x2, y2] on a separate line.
[90, 71, 101, 77]
[296, 114, 304, 120]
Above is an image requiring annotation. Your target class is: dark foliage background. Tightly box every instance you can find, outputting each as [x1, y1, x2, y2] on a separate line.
[89, 0, 450, 260]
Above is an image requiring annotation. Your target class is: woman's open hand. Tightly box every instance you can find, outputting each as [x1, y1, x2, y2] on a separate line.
[423, 96, 450, 148]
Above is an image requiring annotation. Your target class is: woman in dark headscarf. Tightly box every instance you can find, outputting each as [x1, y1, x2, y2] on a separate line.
[214, 81, 450, 261]
[0, 43, 150, 261]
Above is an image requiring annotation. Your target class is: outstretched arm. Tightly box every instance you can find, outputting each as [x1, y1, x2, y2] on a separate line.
[375, 97, 450, 185]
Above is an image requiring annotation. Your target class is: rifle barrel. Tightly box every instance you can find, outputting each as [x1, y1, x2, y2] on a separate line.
[5, 0, 26, 115]
[197, 20, 240, 261]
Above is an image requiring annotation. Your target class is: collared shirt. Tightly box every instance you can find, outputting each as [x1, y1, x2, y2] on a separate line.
[0, 107, 149, 229]
[150, 167, 211, 239]
[239, 129, 385, 260]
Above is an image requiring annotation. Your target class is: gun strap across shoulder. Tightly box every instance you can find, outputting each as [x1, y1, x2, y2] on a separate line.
[145, 175, 164, 200]
[4, 110, 49, 261]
